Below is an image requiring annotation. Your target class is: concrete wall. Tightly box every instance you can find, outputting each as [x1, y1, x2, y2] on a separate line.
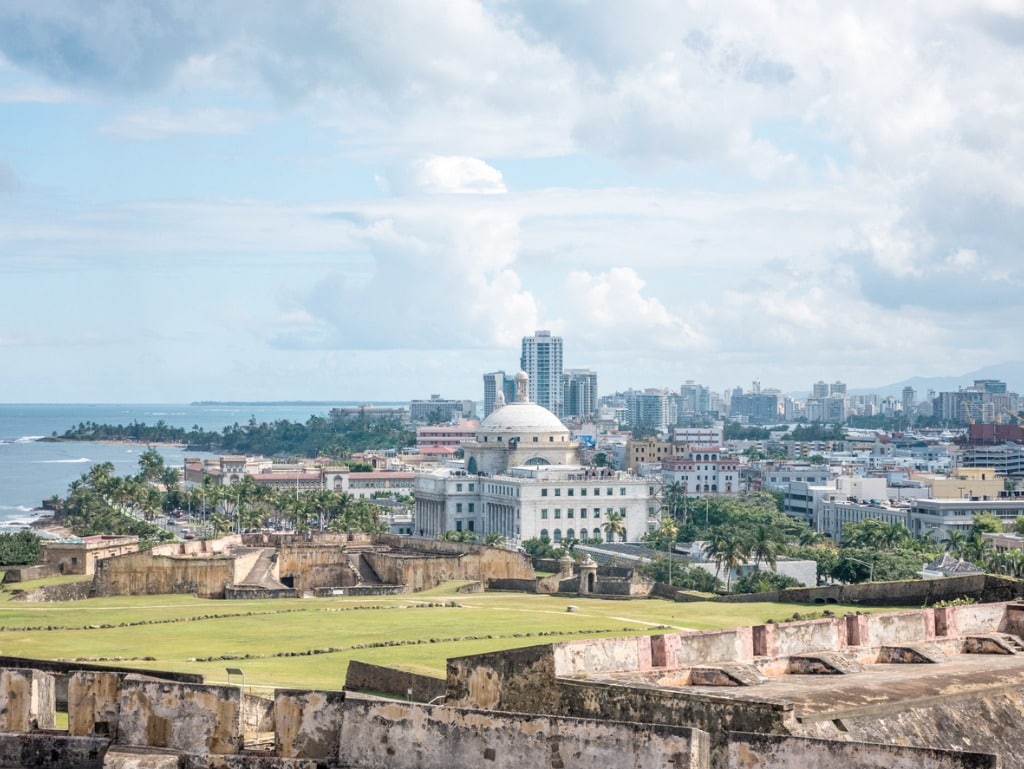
[338, 697, 710, 769]
[116, 675, 242, 755]
[729, 732, 997, 769]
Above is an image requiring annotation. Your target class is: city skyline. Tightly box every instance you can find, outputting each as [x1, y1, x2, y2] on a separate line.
[1, 3, 1022, 403]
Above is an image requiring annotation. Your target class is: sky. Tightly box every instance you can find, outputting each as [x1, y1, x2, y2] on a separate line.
[0, 1, 1022, 403]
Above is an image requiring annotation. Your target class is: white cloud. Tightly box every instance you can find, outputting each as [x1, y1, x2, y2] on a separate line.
[402, 155, 507, 195]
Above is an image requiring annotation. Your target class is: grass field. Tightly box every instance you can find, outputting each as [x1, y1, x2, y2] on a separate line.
[0, 581, 907, 693]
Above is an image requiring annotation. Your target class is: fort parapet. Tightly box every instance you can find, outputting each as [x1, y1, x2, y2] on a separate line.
[2, 600, 1021, 768]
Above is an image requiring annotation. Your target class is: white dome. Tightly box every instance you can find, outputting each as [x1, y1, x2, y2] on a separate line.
[478, 401, 568, 434]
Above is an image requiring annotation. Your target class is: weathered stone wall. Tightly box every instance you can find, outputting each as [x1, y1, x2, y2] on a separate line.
[277, 544, 357, 591]
[0, 733, 110, 769]
[68, 671, 122, 738]
[781, 574, 1024, 606]
[554, 636, 653, 675]
[1, 564, 56, 583]
[366, 544, 533, 592]
[446, 644, 557, 712]
[116, 675, 242, 755]
[555, 678, 790, 769]
[0, 668, 55, 731]
[344, 660, 445, 702]
[338, 697, 710, 769]
[729, 732, 998, 769]
[241, 692, 274, 734]
[653, 628, 755, 667]
[754, 618, 842, 658]
[92, 552, 236, 599]
[10, 579, 93, 602]
[789, 687, 1024, 765]
[487, 578, 537, 592]
[862, 609, 931, 647]
[274, 689, 346, 761]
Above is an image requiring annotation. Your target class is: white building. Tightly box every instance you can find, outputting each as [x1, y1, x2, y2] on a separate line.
[661, 449, 742, 496]
[414, 372, 658, 544]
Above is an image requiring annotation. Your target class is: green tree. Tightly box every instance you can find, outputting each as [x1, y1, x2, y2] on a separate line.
[601, 510, 627, 543]
[703, 526, 750, 590]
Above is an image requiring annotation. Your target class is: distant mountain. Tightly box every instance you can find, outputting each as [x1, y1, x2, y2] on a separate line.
[848, 361, 1024, 398]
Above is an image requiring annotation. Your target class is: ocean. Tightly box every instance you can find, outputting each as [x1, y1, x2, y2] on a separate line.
[0, 402, 398, 525]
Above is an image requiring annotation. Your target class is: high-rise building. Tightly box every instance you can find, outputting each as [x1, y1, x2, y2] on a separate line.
[627, 389, 672, 432]
[830, 380, 847, 396]
[520, 330, 564, 417]
[482, 371, 517, 417]
[562, 368, 598, 420]
[812, 381, 829, 399]
[679, 380, 712, 415]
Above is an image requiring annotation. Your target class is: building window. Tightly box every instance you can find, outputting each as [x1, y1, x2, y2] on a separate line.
[553, 529, 562, 543]
[607, 488, 613, 496]
[469, 483, 475, 491]
[541, 509, 548, 519]
[554, 509, 561, 519]
[456, 520, 463, 531]
[581, 488, 587, 496]
[554, 488, 561, 496]
[456, 503, 462, 513]
[594, 489, 600, 496]
[567, 528, 575, 539]
[567, 509, 574, 518]
[456, 483, 462, 492]
[468, 520, 475, 532]
[533, 436, 539, 442]
[568, 488, 574, 497]
[541, 528, 549, 540]
[541, 488, 548, 497]
[620, 487, 626, 496]
[580, 508, 588, 518]
[594, 509, 601, 518]
[468, 503, 475, 513]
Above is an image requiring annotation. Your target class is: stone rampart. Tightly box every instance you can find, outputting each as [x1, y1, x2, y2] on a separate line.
[117, 675, 243, 755]
[338, 697, 710, 769]
[653, 628, 755, 667]
[92, 551, 236, 599]
[10, 579, 93, 602]
[554, 635, 653, 675]
[344, 659, 445, 702]
[780, 574, 1024, 606]
[274, 689, 346, 761]
[729, 732, 998, 769]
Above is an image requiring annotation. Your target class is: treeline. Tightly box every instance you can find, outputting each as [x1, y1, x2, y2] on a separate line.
[58, 414, 416, 459]
[723, 422, 846, 442]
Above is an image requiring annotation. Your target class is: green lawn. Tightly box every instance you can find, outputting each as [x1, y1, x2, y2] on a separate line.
[0, 584, 905, 692]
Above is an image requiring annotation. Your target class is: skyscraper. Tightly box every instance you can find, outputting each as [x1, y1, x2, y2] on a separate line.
[482, 371, 517, 417]
[520, 330, 564, 417]
[562, 368, 598, 420]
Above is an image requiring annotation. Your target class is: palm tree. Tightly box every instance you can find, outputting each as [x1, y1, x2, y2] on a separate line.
[749, 524, 781, 571]
[484, 531, 506, 548]
[601, 511, 627, 543]
[942, 530, 967, 559]
[704, 526, 750, 591]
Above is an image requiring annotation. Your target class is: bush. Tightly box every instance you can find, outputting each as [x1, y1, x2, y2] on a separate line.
[0, 531, 41, 566]
[732, 571, 802, 594]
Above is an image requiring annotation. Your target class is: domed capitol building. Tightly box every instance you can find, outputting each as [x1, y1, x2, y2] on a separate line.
[414, 372, 658, 544]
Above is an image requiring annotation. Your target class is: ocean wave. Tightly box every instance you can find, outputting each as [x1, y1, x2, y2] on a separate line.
[36, 457, 91, 464]
[0, 505, 38, 514]
[14, 435, 45, 443]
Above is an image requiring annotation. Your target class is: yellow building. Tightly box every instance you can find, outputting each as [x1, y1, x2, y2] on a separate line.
[911, 467, 1004, 500]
